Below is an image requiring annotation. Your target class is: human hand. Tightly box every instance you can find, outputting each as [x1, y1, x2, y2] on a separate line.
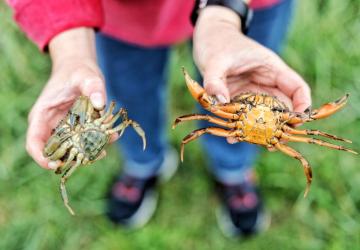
[26, 28, 106, 169]
[193, 6, 311, 113]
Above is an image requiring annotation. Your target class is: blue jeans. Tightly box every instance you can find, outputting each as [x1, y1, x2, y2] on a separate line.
[96, 0, 294, 183]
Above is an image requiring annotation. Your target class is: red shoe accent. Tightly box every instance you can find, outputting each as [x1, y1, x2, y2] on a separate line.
[229, 192, 258, 210]
[113, 182, 141, 202]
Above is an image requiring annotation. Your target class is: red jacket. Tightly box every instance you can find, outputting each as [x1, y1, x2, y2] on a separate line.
[8, 0, 279, 50]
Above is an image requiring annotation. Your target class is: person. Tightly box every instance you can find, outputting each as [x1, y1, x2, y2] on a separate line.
[9, 0, 311, 237]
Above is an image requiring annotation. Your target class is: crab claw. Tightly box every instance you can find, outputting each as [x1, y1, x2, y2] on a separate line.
[182, 67, 216, 110]
[287, 94, 350, 125]
[132, 122, 146, 151]
[310, 94, 349, 120]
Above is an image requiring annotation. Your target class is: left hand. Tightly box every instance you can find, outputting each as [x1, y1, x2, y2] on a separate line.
[193, 6, 311, 114]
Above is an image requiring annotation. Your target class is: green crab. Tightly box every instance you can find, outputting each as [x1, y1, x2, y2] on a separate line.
[43, 96, 146, 215]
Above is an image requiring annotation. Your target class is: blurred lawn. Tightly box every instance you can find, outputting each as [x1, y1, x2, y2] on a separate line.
[0, 1, 359, 249]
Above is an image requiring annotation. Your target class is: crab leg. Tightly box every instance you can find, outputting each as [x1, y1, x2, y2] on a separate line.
[70, 96, 89, 127]
[182, 68, 241, 120]
[286, 94, 349, 125]
[43, 134, 71, 157]
[105, 108, 146, 149]
[213, 103, 247, 113]
[102, 107, 126, 129]
[48, 140, 72, 161]
[94, 101, 116, 125]
[209, 108, 242, 120]
[107, 121, 127, 136]
[107, 120, 146, 150]
[55, 148, 78, 174]
[282, 125, 352, 143]
[180, 127, 242, 162]
[85, 98, 95, 122]
[60, 153, 84, 216]
[173, 114, 238, 129]
[281, 134, 358, 154]
[182, 68, 214, 108]
[129, 121, 146, 150]
[274, 143, 312, 197]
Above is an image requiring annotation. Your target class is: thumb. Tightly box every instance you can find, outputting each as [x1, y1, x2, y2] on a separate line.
[79, 77, 107, 109]
[203, 63, 230, 103]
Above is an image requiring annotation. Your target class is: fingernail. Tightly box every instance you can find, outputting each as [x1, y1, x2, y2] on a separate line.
[216, 95, 227, 104]
[48, 161, 59, 170]
[227, 137, 237, 144]
[90, 92, 104, 109]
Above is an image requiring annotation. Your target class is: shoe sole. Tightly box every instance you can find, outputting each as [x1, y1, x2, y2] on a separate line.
[120, 189, 159, 229]
[157, 147, 179, 184]
[215, 205, 271, 238]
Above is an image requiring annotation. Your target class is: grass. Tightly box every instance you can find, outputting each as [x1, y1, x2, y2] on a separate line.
[0, 0, 359, 249]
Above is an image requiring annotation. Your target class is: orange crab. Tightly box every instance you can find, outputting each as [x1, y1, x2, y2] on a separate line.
[173, 68, 357, 196]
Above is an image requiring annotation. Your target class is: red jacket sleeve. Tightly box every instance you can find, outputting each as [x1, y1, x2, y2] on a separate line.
[8, 0, 104, 50]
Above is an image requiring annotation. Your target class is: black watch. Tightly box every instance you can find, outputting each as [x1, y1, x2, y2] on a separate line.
[191, 0, 253, 34]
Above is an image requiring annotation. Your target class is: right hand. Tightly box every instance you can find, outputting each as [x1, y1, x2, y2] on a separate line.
[26, 28, 106, 170]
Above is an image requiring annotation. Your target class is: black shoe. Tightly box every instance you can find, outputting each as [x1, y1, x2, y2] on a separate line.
[215, 178, 270, 238]
[106, 148, 179, 228]
[106, 174, 158, 228]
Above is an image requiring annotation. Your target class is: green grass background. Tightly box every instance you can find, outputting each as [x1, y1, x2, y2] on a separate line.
[0, 0, 359, 249]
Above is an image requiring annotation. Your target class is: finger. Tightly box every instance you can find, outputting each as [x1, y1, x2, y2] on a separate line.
[103, 114, 114, 124]
[227, 137, 238, 144]
[49, 160, 63, 169]
[276, 66, 311, 112]
[26, 107, 61, 170]
[78, 78, 107, 109]
[109, 133, 120, 144]
[103, 115, 121, 143]
[226, 75, 251, 85]
[26, 128, 54, 169]
[203, 62, 231, 103]
[268, 147, 278, 152]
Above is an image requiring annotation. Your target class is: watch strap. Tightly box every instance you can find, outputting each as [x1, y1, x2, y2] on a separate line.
[191, 0, 253, 34]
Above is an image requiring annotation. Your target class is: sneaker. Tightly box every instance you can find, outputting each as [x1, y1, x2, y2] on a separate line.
[215, 178, 270, 238]
[106, 147, 178, 228]
[156, 147, 179, 183]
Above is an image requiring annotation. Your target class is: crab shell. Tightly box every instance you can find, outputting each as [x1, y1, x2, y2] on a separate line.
[44, 117, 110, 164]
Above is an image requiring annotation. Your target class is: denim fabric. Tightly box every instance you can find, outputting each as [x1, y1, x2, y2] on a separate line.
[95, 0, 294, 181]
[96, 36, 170, 178]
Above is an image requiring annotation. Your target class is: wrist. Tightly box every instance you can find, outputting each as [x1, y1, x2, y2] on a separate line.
[194, 6, 244, 65]
[196, 6, 241, 31]
[49, 27, 97, 69]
